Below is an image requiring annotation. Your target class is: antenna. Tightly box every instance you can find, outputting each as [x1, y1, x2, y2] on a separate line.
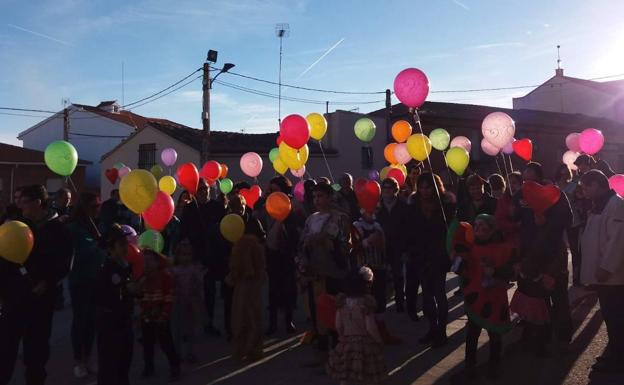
[275, 23, 290, 126]
[122, 61, 125, 107]
[557, 45, 561, 69]
[62, 98, 70, 108]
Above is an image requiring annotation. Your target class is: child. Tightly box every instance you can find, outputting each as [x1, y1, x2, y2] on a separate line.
[139, 249, 181, 380]
[94, 224, 136, 385]
[327, 267, 386, 385]
[171, 238, 203, 363]
[455, 214, 514, 381]
[225, 234, 267, 362]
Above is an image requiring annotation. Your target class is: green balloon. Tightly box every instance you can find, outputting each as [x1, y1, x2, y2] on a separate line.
[332, 183, 342, 192]
[219, 178, 234, 194]
[113, 162, 126, 170]
[269, 147, 280, 163]
[354, 118, 376, 143]
[150, 165, 164, 179]
[430, 128, 450, 151]
[44, 140, 78, 177]
[138, 230, 164, 253]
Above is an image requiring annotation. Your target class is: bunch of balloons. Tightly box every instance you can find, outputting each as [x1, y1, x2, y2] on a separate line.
[479, 112, 519, 159]
[270, 113, 322, 177]
[562, 128, 605, 169]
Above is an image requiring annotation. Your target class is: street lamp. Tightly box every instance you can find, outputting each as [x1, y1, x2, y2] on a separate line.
[210, 63, 235, 89]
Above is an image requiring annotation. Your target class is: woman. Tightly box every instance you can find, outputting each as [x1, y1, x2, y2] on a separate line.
[554, 164, 576, 197]
[409, 172, 455, 347]
[67, 192, 106, 378]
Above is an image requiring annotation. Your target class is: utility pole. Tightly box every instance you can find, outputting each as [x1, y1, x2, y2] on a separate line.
[201, 62, 211, 165]
[63, 107, 69, 141]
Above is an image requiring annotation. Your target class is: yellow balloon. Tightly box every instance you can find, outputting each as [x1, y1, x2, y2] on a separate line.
[406, 133, 432, 161]
[220, 214, 245, 243]
[158, 176, 177, 195]
[380, 166, 392, 180]
[307, 113, 327, 140]
[119, 169, 158, 214]
[446, 146, 470, 176]
[300, 144, 309, 164]
[0, 221, 34, 264]
[273, 157, 288, 175]
[279, 142, 305, 170]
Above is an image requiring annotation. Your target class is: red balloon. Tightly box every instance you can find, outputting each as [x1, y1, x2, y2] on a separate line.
[316, 293, 337, 331]
[239, 185, 262, 209]
[125, 243, 144, 279]
[354, 178, 381, 214]
[200, 160, 222, 180]
[513, 139, 533, 161]
[387, 168, 406, 187]
[105, 168, 118, 184]
[142, 191, 174, 232]
[280, 114, 310, 149]
[522, 181, 561, 214]
[176, 163, 199, 195]
[276, 135, 283, 146]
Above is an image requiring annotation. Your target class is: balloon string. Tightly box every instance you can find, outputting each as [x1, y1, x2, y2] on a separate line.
[67, 176, 78, 193]
[508, 154, 515, 172]
[318, 140, 335, 183]
[494, 155, 503, 175]
[442, 150, 454, 187]
[501, 153, 514, 196]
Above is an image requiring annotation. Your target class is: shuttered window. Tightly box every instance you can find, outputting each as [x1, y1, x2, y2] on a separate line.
[138, 143, 157, 170]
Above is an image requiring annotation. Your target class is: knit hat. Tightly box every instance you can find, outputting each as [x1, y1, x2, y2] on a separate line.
[475, 214, 496, 229]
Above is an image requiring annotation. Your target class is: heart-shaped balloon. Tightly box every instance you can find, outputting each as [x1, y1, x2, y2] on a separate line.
[354, 178, 381, 214]
[239, 185, 262, 209]
[105, 168, 119, 184]
[522, 181, 561, 214]
[513, 139, 533, 161]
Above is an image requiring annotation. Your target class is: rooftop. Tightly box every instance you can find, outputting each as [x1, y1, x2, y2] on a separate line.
[0, 142, 91, 164]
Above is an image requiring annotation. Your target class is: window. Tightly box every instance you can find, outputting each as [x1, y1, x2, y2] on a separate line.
[138, 143, 157, 170]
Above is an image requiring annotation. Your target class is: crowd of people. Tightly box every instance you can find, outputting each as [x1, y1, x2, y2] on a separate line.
[0, 152, 623, 385]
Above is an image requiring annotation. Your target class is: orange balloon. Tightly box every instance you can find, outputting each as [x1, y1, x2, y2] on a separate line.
[384, 143, 398, 164]
[220, 164, 228, 179]
[392, 120, 412, 143]
[266, 192, 292, 222]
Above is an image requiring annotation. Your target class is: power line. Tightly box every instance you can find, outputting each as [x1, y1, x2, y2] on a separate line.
[122, 68, 202, 108]
[128, 75, 203, 110]
[0, 111, 54, 118]
[0, 107, 58, 114]
[69, 132, 128, 138]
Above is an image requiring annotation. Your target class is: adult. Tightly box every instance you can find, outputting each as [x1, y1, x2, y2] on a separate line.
[554, 164, 583, 286]
[0, 185, 73, 385]
[409, 173, 455, 347]
[66, 192, 106, 378]
[553, 164, 576, 198]
[1, 187, 23, 224]
[579, 170, 624, 373]
[335, 173, 360, 222]
[573, 154, 596, 177]
[457, 174, 497, 223]
[491, 173, 520, 245]
[52, 188, 72, 222]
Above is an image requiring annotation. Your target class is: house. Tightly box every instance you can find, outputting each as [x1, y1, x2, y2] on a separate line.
[0, 142, 90, 203]
[17, 101, 180, 189]
[512, 68, 624, 122]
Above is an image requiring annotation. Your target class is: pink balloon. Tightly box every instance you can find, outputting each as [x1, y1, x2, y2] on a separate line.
[294, 180, 305, 202]
[161, 148, 177, 167]
[280, 114, 310, 149]
[393, 68, 430, 108]
[290, 166, 306, 178]
[240, 152, 263, 178]
[565, 133, 581, 152]
[450, 136, 472, 152]
[579, 128, 604, 155]
[482, 112, 515, 149]
[481, 138, 500, 156]
[562, 151, 580, 171]
[609, 174, 624, 197]
[118, 166, 131, 177]
[393, 143, 412, 165]
[502, 138, 516, 155]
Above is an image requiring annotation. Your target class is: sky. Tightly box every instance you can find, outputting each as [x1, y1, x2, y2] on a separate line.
[2, 0, 624, 145]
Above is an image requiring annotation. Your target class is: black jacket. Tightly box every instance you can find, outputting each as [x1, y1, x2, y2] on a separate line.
[456, 195, 497, 223]
[94, 257, 134, 327]
[180, 199, 227, 270]
[376, 198, 410, 258]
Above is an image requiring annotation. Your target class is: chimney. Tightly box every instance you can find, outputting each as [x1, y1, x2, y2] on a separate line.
[555, 68, 564, 77]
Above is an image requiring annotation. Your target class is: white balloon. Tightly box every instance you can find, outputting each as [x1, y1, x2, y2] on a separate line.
[562, 150, 580, 171]
[393, 143, 412, 165]
[482, 112, 515, 149]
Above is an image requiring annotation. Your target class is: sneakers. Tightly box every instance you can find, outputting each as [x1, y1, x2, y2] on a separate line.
[73, 364, 88, 379]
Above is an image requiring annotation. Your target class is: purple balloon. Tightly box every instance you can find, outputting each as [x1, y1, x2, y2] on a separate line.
[121, 225, 137, 245]
[368, 169, 380, 180]
[294, 180, 306, 202]
[161, 148, 178, 167]
[502, 138, 516, 155]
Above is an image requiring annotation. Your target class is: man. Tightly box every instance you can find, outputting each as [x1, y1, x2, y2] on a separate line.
[334, 173, 360, 222]
[0, 185, 73, 385]
[457, 174, 497, 223]
[574, 154, 596, 177]
[99, 189, 139, 234]
[580, 170, 624, 373]
[0, 187, 24, 223]
[52, 188, 72, 221]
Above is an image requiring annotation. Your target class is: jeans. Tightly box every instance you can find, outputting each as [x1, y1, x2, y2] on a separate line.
[70, 285, 96, 362]
[465, 319, 501, 367]
[389, 252, 405, 308]
[405, 259, 421, 315]
[549, 272, 572, 343]
[141, 320, 180, 371]
[203, 272, 218, 327]
[419, 264, 448, 336]
[596, 285, 624, 362]
[97, 318, 133, 385]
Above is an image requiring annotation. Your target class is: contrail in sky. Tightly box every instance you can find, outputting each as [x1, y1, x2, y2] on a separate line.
[8, 24, 74, 46]
[452, 0, 470, 10]
[296, 38, 345, 79]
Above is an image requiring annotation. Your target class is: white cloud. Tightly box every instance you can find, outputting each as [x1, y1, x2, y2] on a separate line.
[452, 0, 470, 10]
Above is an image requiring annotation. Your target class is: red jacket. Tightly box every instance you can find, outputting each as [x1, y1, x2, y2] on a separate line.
[140, 269, 174, 322]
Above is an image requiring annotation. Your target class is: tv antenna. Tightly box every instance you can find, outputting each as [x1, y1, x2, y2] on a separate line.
[275, 23, 290, 126]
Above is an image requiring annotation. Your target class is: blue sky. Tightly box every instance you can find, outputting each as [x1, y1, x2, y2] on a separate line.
[2, 0, 624, 145]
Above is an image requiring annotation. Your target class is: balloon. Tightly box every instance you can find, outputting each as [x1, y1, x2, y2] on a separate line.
[565, 133, 581, 152]
[294, 180, 306, 202]
[142, 191, 174, 232]
[307, 113, 328, 140]
[354, 118, 376, 143]
[387, 168, 406, 186]
[502, 138, 516, 155]
[118, 166, 131, 178]
[609, 174, 624, 197]
[240, 152, 263, 178]
[279, 142, 306, 170]
[481, 138, 500, 156]
[269, 147, 280, 163]
[176, 163, 199, 195]
[280, 114, 310, 149]
[119, 169, 158, 214]
[429, 128, 450, 151]
[200, 160, 221, 180]
[44, 140, 78, 176]
[450, 136, 472, 152]
[446, 147, 470, 176]
[239, 186, 261, 209]
[273, 157, 288, 175]
[113, 162, 126, 170]
[276, 135, 283, 146]
[125, 244, 144, 279]
[138, 230, 164, 253]
[158, 176, 177, 195]
[368, 170, 380, 180]
[391, 120, 412, 143]
[266, 192, 292, 222]
[219, 178, 234, 194]
[562, 151, 580, 171]
[393, 143, 412, 165]
[522, 181, 561, 214]
[121, 225, 137, 245]
[291, 166, 306, 178]
[354, 179, 381, 214]
[150, 165, 164, 179]
[482, 112, 515, 149]
[406, 133, 432, 161]
[219, 164, 228, 179]
[384, 143, 398, 164]
[0, 221, 34, 264]
[512, 139, 533, 161]
[380, 164, 407, 181]
[579, 128, 604, 155]
[105, 168, 119, 184]
[161, 148, 178, 167]
[393, 68, 429, 108]
[220, 214, 245, 243]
